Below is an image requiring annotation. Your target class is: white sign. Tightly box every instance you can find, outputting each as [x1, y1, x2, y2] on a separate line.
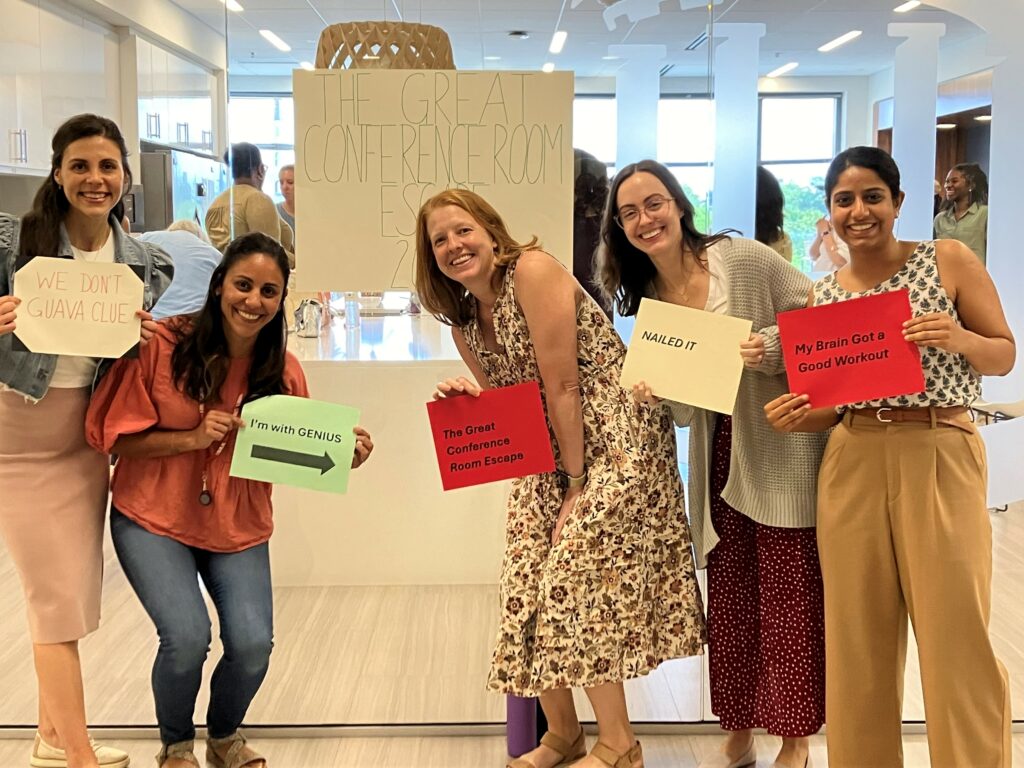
[293, 69, 575, 291]
[13, 257, 143, 358]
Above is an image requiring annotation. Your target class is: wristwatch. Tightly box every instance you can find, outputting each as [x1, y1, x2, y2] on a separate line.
[561, 468, 587, 489]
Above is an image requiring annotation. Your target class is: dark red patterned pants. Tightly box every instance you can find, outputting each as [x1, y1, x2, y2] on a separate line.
[706, 415, 825, 737]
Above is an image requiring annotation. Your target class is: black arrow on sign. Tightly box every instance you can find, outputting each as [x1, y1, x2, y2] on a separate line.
[251, 445, 336, 475]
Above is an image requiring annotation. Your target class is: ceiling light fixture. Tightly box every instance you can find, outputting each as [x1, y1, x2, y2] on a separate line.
[221, 0, 243, 11]
[936, 123, 957, 130]
[484, 55, 501, 61]
[542, 62, 555, 73]
[818, 30, 862, 53]
[300, 61, 314, 71]
[259, 29, 291, 52]
[975, 115, 992, 122]
[894, 1, 922, 12]
[602, 55, 619, 60]
[549, 30, 568, 54]
[766, 62, 799, 78]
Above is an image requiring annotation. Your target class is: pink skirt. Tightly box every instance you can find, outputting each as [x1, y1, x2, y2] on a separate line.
[0, 387, 108, 643]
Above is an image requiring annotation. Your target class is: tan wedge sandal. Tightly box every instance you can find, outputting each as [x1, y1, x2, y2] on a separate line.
[590, 741, 644, 768]
[205, 732, 267, 768]
[155, 740, 199, 767]
[507, 729, 587, 768]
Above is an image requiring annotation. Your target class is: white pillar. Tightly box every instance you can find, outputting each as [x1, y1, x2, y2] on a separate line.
[709, 23, 765, 237]
[608, 44, 665, 167]
[887, 23, 945, 241]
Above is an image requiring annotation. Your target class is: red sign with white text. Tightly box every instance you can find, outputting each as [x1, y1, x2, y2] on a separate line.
[426, 381, 556, 491]
[777, 289, 925, 408]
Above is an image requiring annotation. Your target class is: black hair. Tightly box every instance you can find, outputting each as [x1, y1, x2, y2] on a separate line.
[755, 166, 786, 247]
[596, 159, 734, 317]
[824, 146, 901, 207]
[19, 113, 132, 261]
[943, 162, 989, 210]
[225, 142, 263, 180]
[170, 232, 291, 404]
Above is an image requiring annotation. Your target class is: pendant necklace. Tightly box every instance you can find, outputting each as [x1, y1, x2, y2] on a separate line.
[198, 394, 244, 506]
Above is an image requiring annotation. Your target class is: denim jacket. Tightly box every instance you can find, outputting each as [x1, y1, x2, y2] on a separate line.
[0, 212, 174, 400]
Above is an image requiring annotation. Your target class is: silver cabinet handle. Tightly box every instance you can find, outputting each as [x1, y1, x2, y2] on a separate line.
[176, 122, 189, 145]
[8, 129, 27, 163]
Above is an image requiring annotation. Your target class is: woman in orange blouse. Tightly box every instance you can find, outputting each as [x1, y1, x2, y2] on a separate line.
[87, 233, 373, 768]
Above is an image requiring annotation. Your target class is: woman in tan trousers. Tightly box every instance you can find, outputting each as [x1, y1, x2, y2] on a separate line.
[765, 146, 1014, 768]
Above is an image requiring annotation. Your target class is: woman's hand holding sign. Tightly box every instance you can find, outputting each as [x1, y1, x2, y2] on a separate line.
[740, 332, 766, 368]
[351, 426, 374, 469]
[136, 309, 158, 346]
[0, 295, 19, 336]
[433, 376, 482, 400]
[902, 312, 967, 355]
[630, 380, 662, 406]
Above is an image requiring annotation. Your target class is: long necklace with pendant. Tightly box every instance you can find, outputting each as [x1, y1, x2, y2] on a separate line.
[198, 394, 244, 506]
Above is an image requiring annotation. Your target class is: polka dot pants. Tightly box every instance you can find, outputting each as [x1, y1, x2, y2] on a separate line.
[706, 415, 825, 737]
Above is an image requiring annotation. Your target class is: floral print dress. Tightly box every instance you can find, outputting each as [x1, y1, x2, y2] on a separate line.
[465, 257, 706, 697]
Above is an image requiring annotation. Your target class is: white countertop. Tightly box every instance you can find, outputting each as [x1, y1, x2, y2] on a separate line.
[287, 311, 462, 363]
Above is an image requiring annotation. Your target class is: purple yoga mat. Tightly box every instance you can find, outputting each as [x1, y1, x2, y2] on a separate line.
[506, 694, 538, 757]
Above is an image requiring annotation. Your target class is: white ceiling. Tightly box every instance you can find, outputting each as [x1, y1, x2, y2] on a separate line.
[171, 0, 985, 81]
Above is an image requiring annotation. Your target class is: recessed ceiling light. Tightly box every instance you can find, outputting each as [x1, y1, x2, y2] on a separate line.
[259, 29, 291, 52]
[894, 1, 921, 11]
[936, 123, 957, 130]
[300, 61, 314, 71]
[542, 62, 555, 73]
[975, 115, 992, 122]
[549, 30, 568, 54]
[818, 30, 862, 53]
[484, 55, 501, 61]
[221, 0, 243, 11]
[766, 62, 799, 78]
[602, 55, 620, 60]
[508, 30, 530, 40]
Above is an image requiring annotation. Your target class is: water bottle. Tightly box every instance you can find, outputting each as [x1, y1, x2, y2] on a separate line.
[344, 291, 360, 329]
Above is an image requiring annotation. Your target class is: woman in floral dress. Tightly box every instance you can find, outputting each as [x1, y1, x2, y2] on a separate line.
[414, 189, 705, 768]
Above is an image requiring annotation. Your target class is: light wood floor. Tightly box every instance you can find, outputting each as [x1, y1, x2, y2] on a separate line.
[1, 734, 1023, 767]
[0, 505, 1021, 726]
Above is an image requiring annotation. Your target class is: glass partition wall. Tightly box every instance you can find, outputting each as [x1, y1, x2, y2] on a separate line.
[0, 0, 1018, 735]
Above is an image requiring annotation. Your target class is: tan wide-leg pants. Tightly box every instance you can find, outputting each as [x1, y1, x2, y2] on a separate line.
[817, 411, 1011, 768]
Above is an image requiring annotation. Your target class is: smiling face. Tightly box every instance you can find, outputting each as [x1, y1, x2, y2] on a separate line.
[944, 169, 971, 203]
[614, 171, 682, 260]
[828, 165, 904, 249]
[217, 253, 285, 352]
[53, 136, 125, 224]
[426, 204, 499, 288]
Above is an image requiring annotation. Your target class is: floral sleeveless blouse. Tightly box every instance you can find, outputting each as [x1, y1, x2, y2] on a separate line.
[811, 241, 980, 409]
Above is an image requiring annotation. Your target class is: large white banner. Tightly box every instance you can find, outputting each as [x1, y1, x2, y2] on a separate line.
[293, 70, 574, 291]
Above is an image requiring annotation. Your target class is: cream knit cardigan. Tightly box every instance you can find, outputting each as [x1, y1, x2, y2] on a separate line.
[658, 238, 830, 569]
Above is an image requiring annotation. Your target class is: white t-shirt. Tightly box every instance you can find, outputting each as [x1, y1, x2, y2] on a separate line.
[49, 228, 116, 389]
[704, 241, 729, 316]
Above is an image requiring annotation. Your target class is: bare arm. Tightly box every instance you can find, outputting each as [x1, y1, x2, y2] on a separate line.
[112, 409, 242, 458]
[515, 252, 585, 480]
[905, 240, 1015, 376]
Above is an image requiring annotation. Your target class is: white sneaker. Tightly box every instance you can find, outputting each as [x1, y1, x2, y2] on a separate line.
[31, 733, 130, 768]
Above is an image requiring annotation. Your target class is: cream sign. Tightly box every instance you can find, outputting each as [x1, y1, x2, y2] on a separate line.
[293, 69, 574, 291]
[13, 257, 143, 357]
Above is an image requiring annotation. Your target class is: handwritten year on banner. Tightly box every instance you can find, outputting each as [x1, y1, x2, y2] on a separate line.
[777, 288, 925, 408]
[426, 381, 555, 491]
[13, 257, 143, 358]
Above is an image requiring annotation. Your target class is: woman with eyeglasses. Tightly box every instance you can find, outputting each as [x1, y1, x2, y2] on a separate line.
[597, 160, 828, 768]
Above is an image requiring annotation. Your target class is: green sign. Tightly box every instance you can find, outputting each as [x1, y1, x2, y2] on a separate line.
[229, 395, 360, 494]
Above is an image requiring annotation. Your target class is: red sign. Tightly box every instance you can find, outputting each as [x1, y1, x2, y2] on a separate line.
[426, 381, 556, 491]
[777, 288, 925, 408]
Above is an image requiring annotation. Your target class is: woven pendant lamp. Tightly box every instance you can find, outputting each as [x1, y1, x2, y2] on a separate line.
[315, 21, 455, 70]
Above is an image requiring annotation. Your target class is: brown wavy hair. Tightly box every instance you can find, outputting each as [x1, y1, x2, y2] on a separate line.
[414, 189, 539, 327]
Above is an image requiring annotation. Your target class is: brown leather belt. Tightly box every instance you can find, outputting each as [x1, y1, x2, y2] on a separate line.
[846, 406, 971, 429]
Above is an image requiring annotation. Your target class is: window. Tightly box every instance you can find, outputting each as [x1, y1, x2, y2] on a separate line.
[758, 95, 841, 272]
[573, 96, 617, 170]
[228, 95, 296, 201]
[658, 96, 715, 233]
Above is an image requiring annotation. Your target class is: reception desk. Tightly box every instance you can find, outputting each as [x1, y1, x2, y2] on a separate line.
[270, 311, 508, 587]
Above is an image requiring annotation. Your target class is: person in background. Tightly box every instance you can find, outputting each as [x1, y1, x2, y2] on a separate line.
[573, 149, 613, 318]
[598, 159, 828, 768]
[143, 220, 223, 319]
[766, 146, 1013, 768]
[417, 189, 705, 768]
[86, 232, 374, 768]
[933, 162, 989, 264]
[0, 113, 173, 768]
[277, 164, 296, 244]
[808, 216, 849, 272]
[205, 143, 295, 268]
[755, 166, 793, 262]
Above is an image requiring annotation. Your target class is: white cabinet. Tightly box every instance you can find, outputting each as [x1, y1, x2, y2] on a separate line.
[0, 0, 44, 172]
[137, 36, 215, 153]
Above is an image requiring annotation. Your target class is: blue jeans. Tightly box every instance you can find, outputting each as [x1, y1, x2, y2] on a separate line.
[110, 508, 274, 745]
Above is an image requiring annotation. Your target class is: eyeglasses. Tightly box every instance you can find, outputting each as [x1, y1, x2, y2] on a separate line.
[614, 195, 673, 228]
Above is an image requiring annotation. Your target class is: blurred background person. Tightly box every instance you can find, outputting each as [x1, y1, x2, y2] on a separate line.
[808, 216, 849, 272]
[277, 164, 296, 245]
[206, 142, 295, 268]
[934, 162, 989, 264]
[755, 166, 793, 262]
[142, 220, 223, 319]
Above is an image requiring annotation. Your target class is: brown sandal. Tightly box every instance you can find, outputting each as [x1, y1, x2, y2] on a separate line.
[205, 732, 267, 768]
[507, 729, 587, 768]
[590, 741, 644, 768]
[155, 740, 200, 767]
